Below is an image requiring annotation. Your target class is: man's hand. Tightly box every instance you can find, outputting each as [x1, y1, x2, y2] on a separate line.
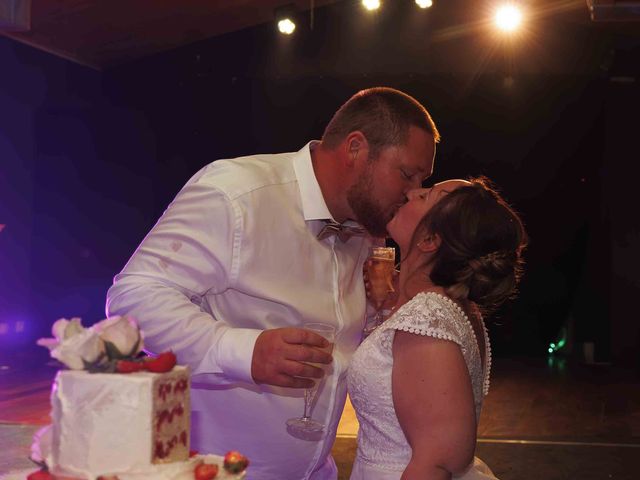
[251, 327, 333, 388]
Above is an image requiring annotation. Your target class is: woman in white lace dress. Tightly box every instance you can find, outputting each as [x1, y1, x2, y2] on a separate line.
[348, 177, 527, 480]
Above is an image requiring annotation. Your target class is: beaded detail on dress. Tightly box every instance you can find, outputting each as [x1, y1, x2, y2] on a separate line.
[481, 317, 492, 396]
[347, 291, 491, 472]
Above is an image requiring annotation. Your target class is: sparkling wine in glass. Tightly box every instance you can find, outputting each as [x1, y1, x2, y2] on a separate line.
[286, 322, 336, 440]
[363, 246, 396, 335]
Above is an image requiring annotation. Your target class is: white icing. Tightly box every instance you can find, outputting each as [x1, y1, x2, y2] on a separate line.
[48, 367, 191, 480]
[3, 366, 248, 480]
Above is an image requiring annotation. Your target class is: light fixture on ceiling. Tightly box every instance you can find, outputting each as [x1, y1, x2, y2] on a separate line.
[415, 0, 434, 9]
[362, 0, 381, 12]
[275, 4, 297, 35]
[494, 3, 523, 33]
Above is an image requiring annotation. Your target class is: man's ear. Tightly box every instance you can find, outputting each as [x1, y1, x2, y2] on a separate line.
[345, 131, 368, 167]
[417, 233, 441, 253]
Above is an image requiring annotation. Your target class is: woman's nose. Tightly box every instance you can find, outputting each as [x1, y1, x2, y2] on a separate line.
[407, 188, 429, 200]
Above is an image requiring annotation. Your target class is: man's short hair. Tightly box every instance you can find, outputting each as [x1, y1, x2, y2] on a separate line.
[322, 87, 440, 158]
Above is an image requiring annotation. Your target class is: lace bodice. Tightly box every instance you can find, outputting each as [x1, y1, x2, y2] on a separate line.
[347, 291, 491, 474]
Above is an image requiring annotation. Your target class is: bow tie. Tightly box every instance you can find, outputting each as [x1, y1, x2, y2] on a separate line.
[317, 220, 367, 242]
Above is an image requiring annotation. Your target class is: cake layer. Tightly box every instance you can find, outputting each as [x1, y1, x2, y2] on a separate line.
[153, 369, 190, 463]
[49, 366, 190, 479]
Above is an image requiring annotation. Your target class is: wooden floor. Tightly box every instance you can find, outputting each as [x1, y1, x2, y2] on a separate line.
[1, 346, 639, 479]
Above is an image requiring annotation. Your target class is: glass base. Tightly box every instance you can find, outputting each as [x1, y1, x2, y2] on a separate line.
[286, 417, 325, 441]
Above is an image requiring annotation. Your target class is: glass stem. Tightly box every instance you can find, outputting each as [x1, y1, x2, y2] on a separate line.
[303, 388, 312, 419]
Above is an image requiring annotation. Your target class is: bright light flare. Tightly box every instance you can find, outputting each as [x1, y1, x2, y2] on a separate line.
[277, 18, 296, 35]
[495, 4, 523, 32]
[415, 0, 433, 8]
[362, 0, 381, 11]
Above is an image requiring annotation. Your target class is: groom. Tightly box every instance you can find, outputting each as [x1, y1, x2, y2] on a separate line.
[106, 87, 439, 479]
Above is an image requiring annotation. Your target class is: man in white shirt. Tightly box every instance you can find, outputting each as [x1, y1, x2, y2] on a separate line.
[106, 87, 439, 479]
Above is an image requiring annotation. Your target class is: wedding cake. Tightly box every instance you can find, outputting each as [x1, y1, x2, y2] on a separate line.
[10, 316, 249, 480]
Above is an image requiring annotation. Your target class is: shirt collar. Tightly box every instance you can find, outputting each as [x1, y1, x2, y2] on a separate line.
[293, 141, 336, 222]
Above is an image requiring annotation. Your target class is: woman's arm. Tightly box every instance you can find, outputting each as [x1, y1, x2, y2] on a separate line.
[392, 331, 477, 480]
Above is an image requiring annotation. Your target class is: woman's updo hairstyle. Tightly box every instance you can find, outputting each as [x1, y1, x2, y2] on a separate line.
[417, 177, 527, 310]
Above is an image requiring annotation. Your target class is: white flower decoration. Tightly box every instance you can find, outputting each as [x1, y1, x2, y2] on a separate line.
[95, 315, 144, 358]
[37, 317, 106, 370]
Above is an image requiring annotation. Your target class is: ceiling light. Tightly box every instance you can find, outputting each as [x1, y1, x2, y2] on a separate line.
[362, 0, 381, 11]
[278, 18, 296, 35]
[275, 4, 297, 35]
[415, 0, 433, 8]
[495, 4, 523, 32]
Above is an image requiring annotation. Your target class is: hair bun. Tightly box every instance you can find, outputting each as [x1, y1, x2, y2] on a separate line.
[464, 250, 520, 307]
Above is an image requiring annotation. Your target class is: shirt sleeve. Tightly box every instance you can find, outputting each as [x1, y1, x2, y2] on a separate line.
[106, 173, 259, 384]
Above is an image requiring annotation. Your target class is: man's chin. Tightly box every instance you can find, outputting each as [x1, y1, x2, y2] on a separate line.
[362, 216, 394, 238]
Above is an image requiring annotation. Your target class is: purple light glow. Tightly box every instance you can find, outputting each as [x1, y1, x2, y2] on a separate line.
[0, 314, 36, 348]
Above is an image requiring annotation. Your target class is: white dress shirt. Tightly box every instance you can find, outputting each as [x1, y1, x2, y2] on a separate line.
[106, 142, 373, 479]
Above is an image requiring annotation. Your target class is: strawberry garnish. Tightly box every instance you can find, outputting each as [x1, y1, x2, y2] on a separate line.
[194, 462, 219, 480]
[223, 450, 249, 474]
[27, 470, 52, 480]
[115, 359, 145, 373]
[144, 351, 177, 373]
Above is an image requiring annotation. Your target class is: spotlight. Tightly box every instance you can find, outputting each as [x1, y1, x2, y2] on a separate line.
[495, 4, 523, 32]
[278, 18, 296, 35]
[362, 0, 381, 11]
[275, 4, 297, 35]
[415, 0, 433, 8]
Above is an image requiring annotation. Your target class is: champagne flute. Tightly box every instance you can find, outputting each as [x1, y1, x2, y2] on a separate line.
[363, 246, 396, 336]
[286, 322, 336, 439]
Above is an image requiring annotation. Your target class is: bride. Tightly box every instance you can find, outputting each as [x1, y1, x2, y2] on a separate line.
[348, 177, 527, 480]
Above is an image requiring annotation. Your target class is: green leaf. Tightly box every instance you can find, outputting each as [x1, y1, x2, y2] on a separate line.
[104, 340, 126, 360]
[29, 456, 48, 471]
[125, 336, 141, 358]
[82, 353, 117, 373]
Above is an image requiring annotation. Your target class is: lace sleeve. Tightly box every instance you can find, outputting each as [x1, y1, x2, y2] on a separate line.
[377, 291, 488, 418]
[383, 292, 469, 348]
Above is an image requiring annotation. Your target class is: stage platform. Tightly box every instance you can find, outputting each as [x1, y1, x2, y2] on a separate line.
[1, 346, 638, 479]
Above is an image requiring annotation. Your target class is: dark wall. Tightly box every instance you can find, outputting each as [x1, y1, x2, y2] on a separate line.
[1, 0, 638, 362]
[0, 39, 162, 347]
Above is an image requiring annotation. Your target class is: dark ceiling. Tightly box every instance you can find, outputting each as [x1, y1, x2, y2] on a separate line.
[0, 0, 638, 70]
[0, 0, 340, 69]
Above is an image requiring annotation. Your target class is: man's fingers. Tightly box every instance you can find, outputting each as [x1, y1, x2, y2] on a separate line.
[281, 327, 329, 348]
[283, 359, 325, 379]
[284, 343, 332, 365]
[251, 328, 333, 387]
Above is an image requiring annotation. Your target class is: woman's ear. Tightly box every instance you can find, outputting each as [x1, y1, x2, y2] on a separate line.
[416, 233, 441, 253]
